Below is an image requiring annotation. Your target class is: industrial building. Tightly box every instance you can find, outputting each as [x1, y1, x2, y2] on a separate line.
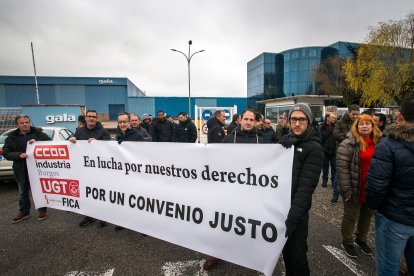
[0, 76, 247, 120]
[247, 41, 359, 110]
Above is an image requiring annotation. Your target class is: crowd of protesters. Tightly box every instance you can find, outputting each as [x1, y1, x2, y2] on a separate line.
[3, 96, 414, 275]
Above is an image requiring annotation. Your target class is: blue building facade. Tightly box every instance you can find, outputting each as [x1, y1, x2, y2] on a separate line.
[0, 76, 246, 120]
[247, 41, 359, 110]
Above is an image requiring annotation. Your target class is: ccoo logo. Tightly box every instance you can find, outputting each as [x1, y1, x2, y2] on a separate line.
[34, 145, 70, 160]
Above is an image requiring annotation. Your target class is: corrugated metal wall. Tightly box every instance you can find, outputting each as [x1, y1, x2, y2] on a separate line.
[127, 97, 247, 117]
[55, 85, 86, 105]
[85, 86, 127, 113]
[127, 97, 155, 117]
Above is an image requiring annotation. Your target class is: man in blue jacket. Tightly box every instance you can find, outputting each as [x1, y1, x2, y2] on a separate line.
[366, 96, 414, 276]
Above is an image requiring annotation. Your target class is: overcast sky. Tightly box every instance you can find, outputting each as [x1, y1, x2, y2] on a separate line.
[0, 0, 412, 98]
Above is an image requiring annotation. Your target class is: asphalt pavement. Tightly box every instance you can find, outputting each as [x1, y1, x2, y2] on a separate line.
[0, 179, 375, 276]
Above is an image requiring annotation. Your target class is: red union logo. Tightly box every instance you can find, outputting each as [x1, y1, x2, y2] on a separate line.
[34, 145, 69, 160]
[40, 178, 80, 198]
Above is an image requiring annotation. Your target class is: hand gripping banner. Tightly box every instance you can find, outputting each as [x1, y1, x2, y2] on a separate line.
[26, 141, 293, 276]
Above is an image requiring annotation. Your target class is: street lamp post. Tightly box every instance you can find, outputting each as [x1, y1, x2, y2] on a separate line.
[171, 40, 205, 118]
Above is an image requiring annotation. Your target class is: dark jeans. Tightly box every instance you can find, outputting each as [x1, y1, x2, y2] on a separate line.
[332, 175, 340, 200]
[283, 213, 310, 276]
[18, 179, 46, 214]
[322, 152, 336, 184]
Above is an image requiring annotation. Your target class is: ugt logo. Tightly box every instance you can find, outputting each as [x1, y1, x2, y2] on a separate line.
[40, 178, 80, 198]
[33, 145, 70, 160]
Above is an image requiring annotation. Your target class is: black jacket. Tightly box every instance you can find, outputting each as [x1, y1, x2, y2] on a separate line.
[75, 122, 111, 141]
[116, 127, 144, 143]
[153, 119, 175, 142]
[3, 127, 51, 183]
[333, 113, 353, 148]
[226, 121, 238, 135]
[141, 122, 155, 139]
[207, 117, 225, 143]
[221, 125, 263, 144]
[318, 121, 336, 155]
[261, 127, 278, 144]
[366, 124, 414, 226]
[279, 128, 324, 236]
[175, 118, 197, 143]
[133, 126, 152, 141]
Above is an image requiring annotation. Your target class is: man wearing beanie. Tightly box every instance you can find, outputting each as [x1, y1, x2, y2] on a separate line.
[279, 103, 324, 275]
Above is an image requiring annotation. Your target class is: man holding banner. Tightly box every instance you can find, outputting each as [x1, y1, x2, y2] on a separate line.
[279, 103, 324, 276]
[69, 109, 111, 227]
[3, 115, 51, 223]
[203, 109, 263, 271]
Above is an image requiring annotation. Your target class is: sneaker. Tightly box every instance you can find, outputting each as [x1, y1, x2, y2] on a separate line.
[38, 211, 47, 221]
[79, 216, 95, 227]
[12, 213, 31, 224]
[203, 257, 221, 271]
[322, 182, 328, 187]
[355, 239, 373, 256]
[330, 198, 338, 204]
[98, 220, 108, 228]
[341, 242, 357, 258]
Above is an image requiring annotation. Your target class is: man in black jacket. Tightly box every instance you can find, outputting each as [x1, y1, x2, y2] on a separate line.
[116, 113, 144, 143]
[114, 113, 143, 231]
[318, 112, 337, 187]
[207, 110, 226, 143]
[366, 96, 414, 276]
[69, 110, 111, 227]
[262, 119, 277, 143]
[153, 110, 175, 142]
[203, 109, 263, 271]
[3, 115, 51, 223]
[226, 113, 240, 135]
[279, 103, 324, 276]
[222, 109, 263, 144]
[175, 112, 197, 143]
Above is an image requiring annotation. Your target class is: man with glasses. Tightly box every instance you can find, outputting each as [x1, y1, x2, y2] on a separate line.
[69, 110, 111, 227]
[113, 113, 143, 231]
[278, 103, 323, 276]
[116, 113, 144, 143]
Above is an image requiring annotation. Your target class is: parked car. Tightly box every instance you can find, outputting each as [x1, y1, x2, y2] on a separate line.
[0, 126, 74, 180]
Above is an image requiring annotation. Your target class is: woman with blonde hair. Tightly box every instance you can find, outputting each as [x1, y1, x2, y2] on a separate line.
[336, 114, 382, 258]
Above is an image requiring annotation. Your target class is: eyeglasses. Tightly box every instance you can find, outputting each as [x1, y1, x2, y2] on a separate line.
[358, 122, 372, 126]
[118, 120, 129, 124]
[290, 117, 307, 124]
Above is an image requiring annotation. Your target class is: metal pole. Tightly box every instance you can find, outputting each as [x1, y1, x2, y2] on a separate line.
[31, 42, 40, 104]
[171, 42, 205, 119]
[188, 41, 192, 118]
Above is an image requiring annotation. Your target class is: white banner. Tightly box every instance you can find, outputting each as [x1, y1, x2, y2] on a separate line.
[26, 141, 293, 276]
